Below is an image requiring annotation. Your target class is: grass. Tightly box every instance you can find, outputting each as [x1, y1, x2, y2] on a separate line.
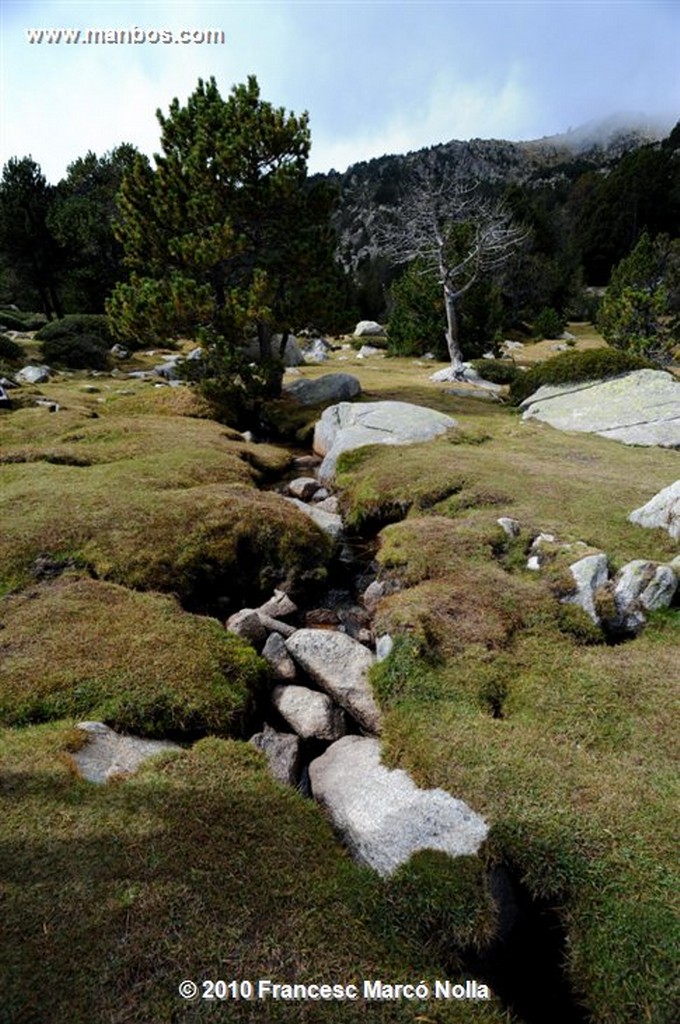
[1, 335, 678, 1023]
[0, 577, 266, 737]
[0, 725, 515, 1024]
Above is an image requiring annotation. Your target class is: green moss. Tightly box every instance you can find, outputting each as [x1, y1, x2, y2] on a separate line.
[0, 578, 266, 737]
[0, 725, 513, 1024]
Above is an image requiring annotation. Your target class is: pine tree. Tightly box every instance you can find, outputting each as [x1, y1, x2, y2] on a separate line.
[107, 76, 346, 406]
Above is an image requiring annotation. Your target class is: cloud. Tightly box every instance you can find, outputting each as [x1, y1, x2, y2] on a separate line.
[310, 66, 536, 173]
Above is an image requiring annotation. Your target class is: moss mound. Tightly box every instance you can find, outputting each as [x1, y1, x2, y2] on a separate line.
[508, 347, 653, 405]
[0, 578, 267, 736]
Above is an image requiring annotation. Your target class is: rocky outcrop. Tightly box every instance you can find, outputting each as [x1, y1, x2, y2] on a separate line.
[314, 400, 456, 482]
[309, 736, 489, 877]
[283, 372, 361, 407]
[70, 722, 179, 783]
[286, 629, 381, 733]
[629, 480, 680, 540]
[520, 370, 680, 448]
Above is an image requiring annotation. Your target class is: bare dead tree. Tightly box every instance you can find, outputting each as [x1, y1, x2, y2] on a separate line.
[376, 169, 527, 379]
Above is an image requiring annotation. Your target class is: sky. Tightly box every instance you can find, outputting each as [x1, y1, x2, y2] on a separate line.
[0, 1, 678, 184]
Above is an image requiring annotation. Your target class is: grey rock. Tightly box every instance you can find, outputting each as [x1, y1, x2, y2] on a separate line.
[629, 480, 680, 541]
[353, 320, 385, 337]
[309, 736, 489, 877]
[284, 497, 343, 540]
[257, 612, 297, 639]
[520, 370, 680, 448]
[375, 634, 394, 662]
[362, 580, 385, 614]
[286, 629, 381, 733]
[250, 724, 301, 786]
[262, 632, 298, 680]
[154, 360, 180, 381]
[283, 372, 361, 407]
[612, 560, 678, 632]
[258, 589, 298, 619]
[274, 333, 304, 367]
[225, 608, 267, 648]
[313, 495, 339, 515]
[497, 517, 521, 538]
[303, 339, 330, 363]
[71, 722, 179, 784]
[0, 385, 10, 409]
[110, 343, 129, 359]
[287, 476, 322, 502]
[356, 345, 381, 358]
[562, 553, 609, 624]
[17, 364, 51, 384]
[311, 487, 330, 502]
[0, 376, 18, 388]
[272, 684, 347, 741]
[314, 401, 456, 483]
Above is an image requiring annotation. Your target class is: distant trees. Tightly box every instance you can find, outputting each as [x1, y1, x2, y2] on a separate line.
[107, 75, 346, 406]
[377, 172, 525, 377]
[0, 157, 63, 317]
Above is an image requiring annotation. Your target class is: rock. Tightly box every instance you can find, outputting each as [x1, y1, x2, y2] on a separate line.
[375, 634, 394, 662]
[356, 345, 381, 358]
[274, 333, 304, 367]
[154, 360, 180, 381]
[362, 580, 385, 614]
[71, 722, 179, 783]
[287, 476, 322, 502]
[612, 560, 678, 632]
[250, 724, 301, 786]
[629, 480, 680, 541]
[16, 365, 51, 384]
[311, 487, 330, 502]
[284, 497, 343, 540]
[309, 736, 489, 877]
[313, 495, 339, 515]
[520, 370, 680, 448]
[110, 343, 129, 359]
[353, 321, 385, 337]
[262, 632, 297, 681]
[526, 532, 556, 570]
[562, 553, 609, 624]
[292, 455, 321, 470]
[283, 372, 361, 407]
[286, 629, 381, 733]
[444, 386, 500, 401]
[257, 612, 297, 639]
[302, 338, 330, 363]
[225, 608, 267, 648]
[258, 589, 298, 619]
[272, 684, 347, 741]
[314, 401, 456, 483]
[0, 384, 10, 409]
[497, 517, 521, 538]
[501, 340, 524, 351]
[0, 376, 18, 388]
[35, 398, 59, 412]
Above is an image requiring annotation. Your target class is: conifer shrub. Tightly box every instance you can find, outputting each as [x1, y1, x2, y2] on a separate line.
[509, 347, 653, 405]
[0, 333, 23, 364]
[534, 306, 566, 339]
[0, 309, 47, 331]
[469, 358, 521, 385]
[35, 314, 112, 369]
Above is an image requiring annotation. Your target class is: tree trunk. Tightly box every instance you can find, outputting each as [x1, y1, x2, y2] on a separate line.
[443, 285, 465, 378]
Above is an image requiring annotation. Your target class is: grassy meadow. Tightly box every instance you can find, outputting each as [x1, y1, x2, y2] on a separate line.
[0, 331, 678, 1023]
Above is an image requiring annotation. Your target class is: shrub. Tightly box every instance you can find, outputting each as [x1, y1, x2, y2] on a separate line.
[534, 307, 567, 339]
[469, 358, 521, 385]
[0, 309, 47, 331]
[0, 333, 23, 364]
[35, 314, 112, 369]
[509, 347, 653, 405]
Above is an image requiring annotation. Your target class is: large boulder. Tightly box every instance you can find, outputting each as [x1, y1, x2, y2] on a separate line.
[16, 364, 51, 385]
[314, 401, 457, 483]
[70, 721, 179, 784]
[629, 480, 680, 541]
[520, 370, 680, 448]
[283, 372, 361, 407]
[285, 629, 381, 733]
[309, 736, 489, 876]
